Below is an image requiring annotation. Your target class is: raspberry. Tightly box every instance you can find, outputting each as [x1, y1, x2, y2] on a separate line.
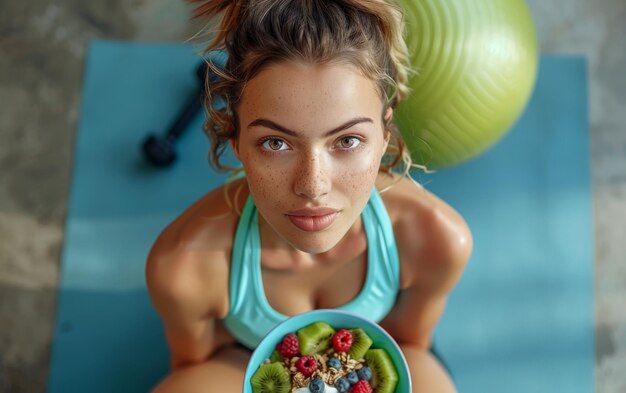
[351, 380, 373, 393]
[295, 356, 318, 377]
[332, 329, 353, 352]
[276, 333, 299, 358]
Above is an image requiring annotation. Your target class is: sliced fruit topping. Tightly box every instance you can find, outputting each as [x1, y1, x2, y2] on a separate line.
[347, 328, 373, 360]
[250, 362, 291, 393]
[364, 349, 398, 393]
[297, 322, 336, 355]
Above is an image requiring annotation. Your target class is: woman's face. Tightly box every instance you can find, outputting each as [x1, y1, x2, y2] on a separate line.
[233, 61, 390, 254]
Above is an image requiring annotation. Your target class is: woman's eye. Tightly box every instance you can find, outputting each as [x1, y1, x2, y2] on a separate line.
[337, 136, 361, 149]
[261, 138, 289, 151]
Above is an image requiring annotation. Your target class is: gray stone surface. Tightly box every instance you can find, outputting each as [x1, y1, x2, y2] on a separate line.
[0, 2, 202, 392]
[0, 0, 624, 392]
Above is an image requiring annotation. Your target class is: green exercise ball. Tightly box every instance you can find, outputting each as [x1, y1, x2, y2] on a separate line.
[395, 0, 539, 169]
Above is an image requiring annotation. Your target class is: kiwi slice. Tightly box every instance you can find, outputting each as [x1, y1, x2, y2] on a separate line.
[250, 362, 290, 393]
[348, 328, 373, 360]
[297, 322, 336, 355]
[364, 349, 398, 393]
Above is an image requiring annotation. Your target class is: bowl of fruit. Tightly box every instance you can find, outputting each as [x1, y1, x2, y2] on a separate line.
[243, 309, 411, 393]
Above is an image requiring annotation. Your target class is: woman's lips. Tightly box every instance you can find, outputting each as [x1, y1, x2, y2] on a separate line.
[287, 211, 339, 232]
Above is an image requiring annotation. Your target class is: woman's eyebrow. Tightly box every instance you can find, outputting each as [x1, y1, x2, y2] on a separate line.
[247, 117, 373, 137]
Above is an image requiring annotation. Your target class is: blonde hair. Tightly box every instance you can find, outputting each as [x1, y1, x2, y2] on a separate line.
[189, 0, 423, 183]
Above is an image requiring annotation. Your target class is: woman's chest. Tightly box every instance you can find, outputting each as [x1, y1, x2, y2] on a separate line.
[260, 240, 369, 317]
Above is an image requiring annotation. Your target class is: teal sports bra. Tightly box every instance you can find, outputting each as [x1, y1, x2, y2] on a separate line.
[223, 188, 401, 349]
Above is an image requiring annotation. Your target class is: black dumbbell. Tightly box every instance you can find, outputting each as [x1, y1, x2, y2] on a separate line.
[142, 62, 208, 167]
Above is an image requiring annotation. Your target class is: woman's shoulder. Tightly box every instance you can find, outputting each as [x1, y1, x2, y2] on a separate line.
[375, 173, 473, 288]
[145, 178, 249, 318]
[151, 177, 249, 256]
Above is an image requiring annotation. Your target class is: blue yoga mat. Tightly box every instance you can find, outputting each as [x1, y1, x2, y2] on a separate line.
[48, 40, 593, 393]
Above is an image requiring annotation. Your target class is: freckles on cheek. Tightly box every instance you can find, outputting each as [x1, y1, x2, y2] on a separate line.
[245, 162, 290, 206]
[337, 157, 380, 194]
[246, 165, 271, 197]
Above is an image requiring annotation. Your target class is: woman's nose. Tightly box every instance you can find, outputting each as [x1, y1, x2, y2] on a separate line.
[293, 153, 331, 200]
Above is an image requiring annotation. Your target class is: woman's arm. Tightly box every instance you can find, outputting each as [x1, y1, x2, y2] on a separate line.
[146, 230, 231, 369]
[378, 182, 471, 392]
[380, 179, 473, 348]
[145, 182, 245, 370]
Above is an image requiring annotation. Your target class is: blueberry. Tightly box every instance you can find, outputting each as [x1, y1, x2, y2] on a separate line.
[346, 371, 359, 385]
[309, 377, 325, 393]
[327, 357, 341, 370]
[335, 377, 350, 393]
[357, 366, 372, 381]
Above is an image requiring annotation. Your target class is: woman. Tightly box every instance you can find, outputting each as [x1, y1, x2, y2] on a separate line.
[146, 0, 472, 391]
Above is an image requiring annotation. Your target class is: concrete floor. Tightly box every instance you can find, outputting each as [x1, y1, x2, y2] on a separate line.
[0, 0, 624, 392]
